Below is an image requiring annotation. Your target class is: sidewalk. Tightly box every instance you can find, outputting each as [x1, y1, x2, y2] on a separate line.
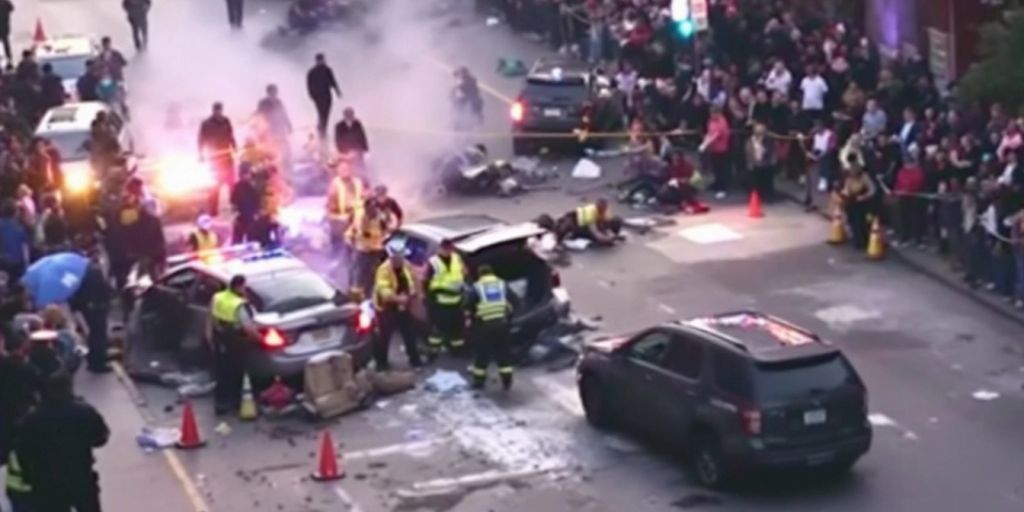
[774, 179, 1024, 326]
[72, 367, 203, 512]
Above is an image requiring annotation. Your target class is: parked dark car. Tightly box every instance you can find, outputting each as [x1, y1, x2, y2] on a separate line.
[575, 310, 872, 488]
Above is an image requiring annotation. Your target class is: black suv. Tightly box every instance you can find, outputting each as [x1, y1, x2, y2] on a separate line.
[510, 57, 592, 155]
[575, 311, 871, 488]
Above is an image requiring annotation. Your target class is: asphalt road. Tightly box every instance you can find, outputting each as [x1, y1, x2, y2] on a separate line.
[17, 0, 1024, 511]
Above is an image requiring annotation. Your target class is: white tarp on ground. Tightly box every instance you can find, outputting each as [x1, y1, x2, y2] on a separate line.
[571, 158, 601, 179]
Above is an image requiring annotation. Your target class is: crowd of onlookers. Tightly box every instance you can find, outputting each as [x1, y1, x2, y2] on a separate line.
[490, 0, 1024, 308]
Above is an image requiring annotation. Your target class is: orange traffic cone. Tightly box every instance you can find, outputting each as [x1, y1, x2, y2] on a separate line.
[311, 431, 345, 481]
[866, 217, 886, 261]
[175, 399, 206, 450]
[747, 190, 764, 218]
[33, 18, 47, 44]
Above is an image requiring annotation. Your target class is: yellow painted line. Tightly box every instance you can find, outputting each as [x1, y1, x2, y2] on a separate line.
[422, 53, 515, 105]
[112, 362, 213, 512]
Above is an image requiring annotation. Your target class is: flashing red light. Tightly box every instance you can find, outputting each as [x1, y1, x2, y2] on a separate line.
[262, 328, 287, 349]
[741, 408, 762, 436]
[510, 101, 524, 122]
[550, 270, 561, 288]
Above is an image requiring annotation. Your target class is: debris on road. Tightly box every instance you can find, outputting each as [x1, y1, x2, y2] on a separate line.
[136, 427, 181, 450]
[564, 239, 591, 251]
[971, 389, 1000, 401]
[571, 158, 601, 179]
[177, 381, 216, 398]
[485, 16, 500, 26]
[214, 422, 232, 436]
[368, 370, 417, 396]
[424, 370, 468, 395]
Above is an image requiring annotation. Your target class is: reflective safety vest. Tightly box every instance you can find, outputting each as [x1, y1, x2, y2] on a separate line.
[348, 213, 387, 252]
[193, 229, 219, 251]
[575, 203, 604, 228]
[6, 452, 30, 493]
[211, 290, 246, 330]
[474, 274, 509, 322]
[332, 177, 365, 216]
[428, 253, 465, 306]
[373, 261, 415, 310]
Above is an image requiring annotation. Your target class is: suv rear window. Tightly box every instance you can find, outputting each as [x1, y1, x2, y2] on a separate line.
[247, 269, 339, 314]
[752, 354, 859, 402]
[523, 80, 589, 100]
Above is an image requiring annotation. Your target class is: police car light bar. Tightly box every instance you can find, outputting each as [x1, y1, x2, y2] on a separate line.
[167, 242, 266, 267]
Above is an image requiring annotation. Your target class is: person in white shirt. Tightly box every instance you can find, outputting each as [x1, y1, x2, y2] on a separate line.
[799, 65, 829, 119]
[763, 60, 792, 97]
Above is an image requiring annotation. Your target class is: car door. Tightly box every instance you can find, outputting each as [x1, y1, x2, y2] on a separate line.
[183, 273, 223, 354]
[617, 329, 674, 435]
[654, 334, 706, 444]
[145, 268, 196, 350]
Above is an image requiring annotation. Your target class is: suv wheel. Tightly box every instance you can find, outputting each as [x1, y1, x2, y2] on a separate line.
[691, 431, 730, 489]
[579, 375, 612, 429]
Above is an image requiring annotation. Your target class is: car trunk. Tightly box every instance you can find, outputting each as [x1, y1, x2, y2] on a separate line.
[754, 354, 867, 448]
[468, 241, 554, 318]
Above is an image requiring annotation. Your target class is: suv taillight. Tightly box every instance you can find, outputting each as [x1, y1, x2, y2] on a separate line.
[741, 408, 762, 436]
[550, 270, 561, 287]
[261, 328, 287, 350]
[510, 101, 525, 122]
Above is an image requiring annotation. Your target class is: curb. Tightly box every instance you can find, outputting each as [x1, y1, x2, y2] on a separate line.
[774, 182, 1024, 327]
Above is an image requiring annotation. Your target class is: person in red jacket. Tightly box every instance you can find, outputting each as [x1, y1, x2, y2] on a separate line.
[894, 150, 927, 245]
[659, 152, 709, 214]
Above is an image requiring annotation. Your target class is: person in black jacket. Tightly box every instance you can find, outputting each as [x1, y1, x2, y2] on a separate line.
[123, 0, 151, 50]
[16, 372, 109, 512]
[0, 334, 38, 484]
[76, 60, 101, 102]
[0, 0, 14, 61]
[40, 64, 66, 110]
[230, 166, 261, 243]
[333, 107, 368, 164]
[306, 53, 341, 138]
[198, 102, 238, 215]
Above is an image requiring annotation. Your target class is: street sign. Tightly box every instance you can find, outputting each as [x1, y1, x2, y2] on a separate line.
[691, 0, 709, 31]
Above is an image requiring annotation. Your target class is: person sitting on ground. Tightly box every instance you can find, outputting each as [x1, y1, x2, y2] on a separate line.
[659, 151, 709, 214]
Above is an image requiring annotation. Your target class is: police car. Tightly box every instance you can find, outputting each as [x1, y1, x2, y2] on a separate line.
[35, 101, 136, 196]
[510, 56, 593, 155]
[124, 244, 375, 381]
[34, 36, 100, 100]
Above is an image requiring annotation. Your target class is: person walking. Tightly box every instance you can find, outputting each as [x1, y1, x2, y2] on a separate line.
[198, 102, 238, 215]
[69, 251, 114, 373]
[333, 107, 369, 171]
[424, 239, 466, 357]
[256, 84, 293, 172]
[123, 0, 151, 51]
[0, 0, 15, 62]
[306, 53, 341, 139]
[371, 245, 423, 370]
[466, 264, 514, 390]
[16, 372, 110, 512]
[208, 275, 260, 416]
[225, 0, 244, 28]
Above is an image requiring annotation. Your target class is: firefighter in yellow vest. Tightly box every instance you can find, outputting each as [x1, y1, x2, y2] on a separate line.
[372, 242, 424, 370]
[5, 450, 33, 511]
[207, 275, 260, 416]
[188, 214, 220, 252]
[346, 199, 391, 296]
[326, 160, 366, 256]
[423, 239, 466, 356]
[466, 264, 515, 390]
[564, 198, 622, 245]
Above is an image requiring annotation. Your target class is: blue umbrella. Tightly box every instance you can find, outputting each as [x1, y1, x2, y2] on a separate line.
[21, 251, 90, 308]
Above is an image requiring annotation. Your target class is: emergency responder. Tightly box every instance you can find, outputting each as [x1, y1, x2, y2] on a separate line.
[372, 242, 423, 370]
[560, 198, 622, 245]
[188, 214, 220, 252]
[424, 239, 466, 356]
[346, 199, 390, 295]
[326, 160, 365, 257]
[466, 264, 515, 390]
[6, 447, 33, 511]
[198, 102, 238, 216]
[208, 275, 260, 416]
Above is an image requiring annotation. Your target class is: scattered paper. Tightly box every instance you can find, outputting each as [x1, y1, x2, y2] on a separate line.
[423, 370, 467, 394]
[622, 217, 657, 228]
[178, 381, 216, 398]
[971, 389, 1000, 401]
[564, 239, 591, 251]
[136, 427, 181, 449]
[214, 422, 232, 436]
[485, 17, 500, 26]
[571, 158, 601, 179]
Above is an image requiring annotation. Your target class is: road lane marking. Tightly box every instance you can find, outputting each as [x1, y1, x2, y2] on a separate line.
[408, 460, 564, 492]
[112, 362, 212, 512]
[333, 486, 366, 512]
[345, 438, 448, 460]
[658, 303, 677, 315]
[868, 413, 919, 441]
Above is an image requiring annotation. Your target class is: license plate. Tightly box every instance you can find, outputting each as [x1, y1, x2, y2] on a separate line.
[543, 108, 562, 117]
[805, 451, 835, 466]
[311, 328, 332, 342]
[803, 409, 827, 425]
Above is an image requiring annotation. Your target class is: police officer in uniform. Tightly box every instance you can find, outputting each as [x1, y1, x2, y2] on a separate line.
[208, 275, 260, 415]
[326, 161, 365, 259]
[372, 243, 423, 370]
[466, 264, 515, 390]
[188, 214, 220, 252]
[423, 239, 466, 356]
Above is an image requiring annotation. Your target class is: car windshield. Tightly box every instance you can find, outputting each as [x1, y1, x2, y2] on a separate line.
[753, 354, 858, 402]
[42, 131, 90, 161]
[42, 55, 90, 80]
[247, 269, 339, 314]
